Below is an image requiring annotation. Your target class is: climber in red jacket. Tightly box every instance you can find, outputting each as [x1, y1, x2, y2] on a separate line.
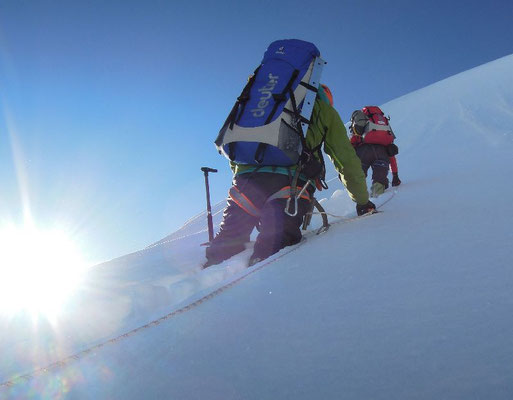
[349, 106, 402, 196]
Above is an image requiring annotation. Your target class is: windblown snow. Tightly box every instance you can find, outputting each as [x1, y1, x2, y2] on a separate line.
[2, 54, 513, 399]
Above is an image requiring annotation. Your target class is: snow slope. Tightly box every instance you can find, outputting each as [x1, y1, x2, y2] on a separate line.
[1, 54, 513, 399]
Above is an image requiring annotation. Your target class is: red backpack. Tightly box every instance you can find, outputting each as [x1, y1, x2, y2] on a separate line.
[350, 106, 395, 146]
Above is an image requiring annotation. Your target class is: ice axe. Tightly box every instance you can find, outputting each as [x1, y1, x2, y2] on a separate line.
[201, 167, 218, 243]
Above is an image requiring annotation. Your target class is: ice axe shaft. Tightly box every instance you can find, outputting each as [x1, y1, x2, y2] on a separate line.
[201, 167, 217, 242]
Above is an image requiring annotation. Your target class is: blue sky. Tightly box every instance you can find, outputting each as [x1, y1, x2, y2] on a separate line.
[1, 0, 512, 263]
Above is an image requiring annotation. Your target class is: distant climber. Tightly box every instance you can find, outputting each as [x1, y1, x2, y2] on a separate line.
[349, 106, 401, 197]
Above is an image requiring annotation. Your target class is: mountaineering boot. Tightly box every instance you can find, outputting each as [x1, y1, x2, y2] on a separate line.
[370, 182, 385, 198]
[356, 200, 377, 216]
[202, 259, 219, 269]
[248, 256, 264, 268]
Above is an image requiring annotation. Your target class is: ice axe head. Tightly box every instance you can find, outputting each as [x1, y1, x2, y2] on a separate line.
[200, 167, 217, 243]
[201, 167, 218, 174]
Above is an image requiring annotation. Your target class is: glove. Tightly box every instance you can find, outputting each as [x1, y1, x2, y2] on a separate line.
[392, 172, 401, 187]
[356, 200, 376, 216]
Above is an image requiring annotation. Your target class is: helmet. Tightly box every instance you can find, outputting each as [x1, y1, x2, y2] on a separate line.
[320, 84, 333, 106]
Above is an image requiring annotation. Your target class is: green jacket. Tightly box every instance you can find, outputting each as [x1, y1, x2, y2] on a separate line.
[231, 99, 369, 205]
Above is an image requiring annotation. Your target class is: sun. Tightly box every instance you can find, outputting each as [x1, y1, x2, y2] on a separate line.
[0, 223, 89, 318]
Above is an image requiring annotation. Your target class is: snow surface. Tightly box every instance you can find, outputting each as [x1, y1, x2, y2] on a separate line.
[1, 54, 513, 399]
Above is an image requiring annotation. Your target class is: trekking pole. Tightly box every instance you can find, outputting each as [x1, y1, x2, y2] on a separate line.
[201, 167, 218, 243]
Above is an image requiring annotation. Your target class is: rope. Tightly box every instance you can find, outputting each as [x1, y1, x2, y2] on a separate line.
[0, 189, 397, 389]
[0, 240, 302, 389]
[308, 188, 397, 219]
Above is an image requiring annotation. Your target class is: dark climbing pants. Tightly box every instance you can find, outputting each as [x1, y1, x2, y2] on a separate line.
[205, 173, 312, 265]
[355, 144, 390, 186]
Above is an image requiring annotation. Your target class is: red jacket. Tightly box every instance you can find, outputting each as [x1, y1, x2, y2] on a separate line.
[389, 155, 398, 173]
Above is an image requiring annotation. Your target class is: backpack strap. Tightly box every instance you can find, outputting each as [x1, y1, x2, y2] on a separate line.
[227, 66, 260, 130]
[220, 68, 261, 161]
[287, 83, 311, 165]
[310, 128, 327, 177]
[302, 109, 328, 189]
[254, 57, 325, 165]
[266, 69, 300, 124]
[254, 69, 301, 164]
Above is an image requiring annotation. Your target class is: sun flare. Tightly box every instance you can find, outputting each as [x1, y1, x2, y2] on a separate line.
[0, 224, 88, 318]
